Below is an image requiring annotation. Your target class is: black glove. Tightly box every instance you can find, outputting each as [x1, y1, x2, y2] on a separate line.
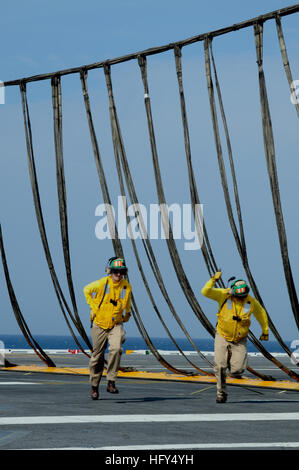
[260, 333, 269, 341]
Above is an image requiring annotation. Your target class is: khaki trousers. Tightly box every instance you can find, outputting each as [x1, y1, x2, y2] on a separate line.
[214, 332, 248, 397]
[89, 323, 126, 387]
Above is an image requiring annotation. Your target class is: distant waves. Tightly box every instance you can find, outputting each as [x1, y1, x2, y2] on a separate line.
[0, 334, 293, 354]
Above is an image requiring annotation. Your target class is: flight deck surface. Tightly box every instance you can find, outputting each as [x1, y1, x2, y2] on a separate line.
[0, 351, 299, 453]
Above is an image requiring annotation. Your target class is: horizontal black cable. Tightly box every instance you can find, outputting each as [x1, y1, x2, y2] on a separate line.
[3, 3, 299, 87]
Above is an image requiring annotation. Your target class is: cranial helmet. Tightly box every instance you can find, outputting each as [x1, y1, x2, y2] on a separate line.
[230, 279, 250, 297]
[106, 257, 128, 274]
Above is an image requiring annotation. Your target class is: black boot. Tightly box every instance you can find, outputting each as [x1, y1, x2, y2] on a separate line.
[91, 385, 99, 400]
[107, 380, 119, 394]
[216, 392, 227, 403]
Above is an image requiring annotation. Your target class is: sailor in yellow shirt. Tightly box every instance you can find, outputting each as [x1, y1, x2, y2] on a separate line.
[83, 257, 132, 400]
[202, 271, 269, 403]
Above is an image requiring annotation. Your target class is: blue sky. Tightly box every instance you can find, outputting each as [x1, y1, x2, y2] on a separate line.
[1, 1, 299, 348]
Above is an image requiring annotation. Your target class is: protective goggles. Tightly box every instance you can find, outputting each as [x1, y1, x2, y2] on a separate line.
[111, 268, 127, 275]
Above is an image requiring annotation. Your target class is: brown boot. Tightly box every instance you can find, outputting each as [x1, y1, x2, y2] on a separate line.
[107, 380, 119, 394]
[216, 392, 227, 403]
[91, 385, 99, 400]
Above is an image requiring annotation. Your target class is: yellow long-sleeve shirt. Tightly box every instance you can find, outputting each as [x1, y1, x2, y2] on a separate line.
[83, 276, 132, 330]
[202, 277, 268, 343]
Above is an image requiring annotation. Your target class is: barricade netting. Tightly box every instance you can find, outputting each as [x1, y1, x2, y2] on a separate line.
[1, 4, 299, 380]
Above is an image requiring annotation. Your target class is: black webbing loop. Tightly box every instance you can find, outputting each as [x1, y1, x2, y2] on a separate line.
[207, 37, 298, 369]
[19, 81, 91, 357]
[275, 15, 299, 119]
[50, 75, 93, 351]
[254, 23, 299, 332]
[173, 44, 221, 281]
[0, 224, 56, 368]
[80, 67, 207, 375]
[102, 63, 214, 374]
[202, 32, 299, 380]
[137, 54, 215, 336]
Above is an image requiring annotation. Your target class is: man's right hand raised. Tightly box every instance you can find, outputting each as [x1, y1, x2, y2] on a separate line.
[212, 271, 222, 281]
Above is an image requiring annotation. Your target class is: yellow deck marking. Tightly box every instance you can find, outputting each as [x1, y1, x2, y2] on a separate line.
[2, 364, 299, 391]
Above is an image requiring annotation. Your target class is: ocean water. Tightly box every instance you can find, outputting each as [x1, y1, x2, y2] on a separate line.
[0, 334, 292, 353]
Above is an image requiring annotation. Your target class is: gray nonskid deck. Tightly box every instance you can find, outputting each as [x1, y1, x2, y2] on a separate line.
[0, 353, 299, 452]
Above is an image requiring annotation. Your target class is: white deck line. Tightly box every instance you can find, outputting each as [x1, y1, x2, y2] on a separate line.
[60, 442, 299, 450]
[0, 412, 299, 426]
[3, 348, 298, 357]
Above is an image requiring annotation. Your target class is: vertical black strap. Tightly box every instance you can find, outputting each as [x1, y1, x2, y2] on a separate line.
[51, 76, 92, 350]
[80, 68, 123, 257]
[90, 280, 109, 328]
[205, 37, 298, 366]
[173, 45, 221, 280]
[254, 22, 299, 331]
[19, 81, 91, 356]
[0, 224, 56, 368]
[204, 34, 299, 380]
[81, 67, 208, 375]
[137, 54, 215, 336]
[102, 64, 214, 373]
[275, 15, 299, 119]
